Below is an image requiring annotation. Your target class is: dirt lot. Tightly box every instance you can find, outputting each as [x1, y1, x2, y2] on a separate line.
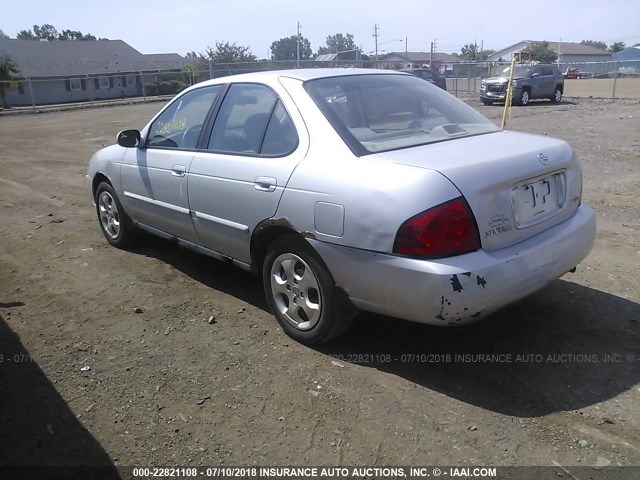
[1, 95, 639, 475]
[563, 77, 640, 99]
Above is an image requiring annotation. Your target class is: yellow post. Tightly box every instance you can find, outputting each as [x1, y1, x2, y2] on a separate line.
[501, 57, 517, 130]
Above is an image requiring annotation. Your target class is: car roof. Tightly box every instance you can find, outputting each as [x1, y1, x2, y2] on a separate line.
[195, 68, 407, 87]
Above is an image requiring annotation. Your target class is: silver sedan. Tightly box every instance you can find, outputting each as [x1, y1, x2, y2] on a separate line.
[87, 69, 595, 344]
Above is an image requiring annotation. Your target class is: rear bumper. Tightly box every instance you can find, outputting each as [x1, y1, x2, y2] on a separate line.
[309, 204, 596, 325]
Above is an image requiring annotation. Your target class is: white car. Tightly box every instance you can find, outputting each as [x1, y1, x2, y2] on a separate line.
[87, 69, 595, 344]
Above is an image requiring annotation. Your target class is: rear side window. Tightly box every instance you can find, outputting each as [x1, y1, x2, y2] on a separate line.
[541, 66, 554, 76]
[262, 101, 298, 156]
[207, 83, 298, 156]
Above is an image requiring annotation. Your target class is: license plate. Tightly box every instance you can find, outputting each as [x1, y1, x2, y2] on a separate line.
[511, 173, 566, 228]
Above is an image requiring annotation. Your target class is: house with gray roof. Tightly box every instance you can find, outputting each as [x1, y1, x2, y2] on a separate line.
[0, 38, 186, 107]
[488, 40, 611, 63]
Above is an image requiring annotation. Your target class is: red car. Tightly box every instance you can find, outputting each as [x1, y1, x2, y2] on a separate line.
[563, 68, 589, 79]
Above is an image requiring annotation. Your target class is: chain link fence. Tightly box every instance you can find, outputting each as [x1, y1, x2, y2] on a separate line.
[2, 59, 639, 113]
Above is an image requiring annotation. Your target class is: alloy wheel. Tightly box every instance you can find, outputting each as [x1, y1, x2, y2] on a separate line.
[98, 191, 121, 239]
[270, 253, 322, 330]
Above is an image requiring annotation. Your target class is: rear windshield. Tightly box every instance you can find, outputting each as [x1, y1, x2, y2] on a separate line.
[304, 74, 499, 155]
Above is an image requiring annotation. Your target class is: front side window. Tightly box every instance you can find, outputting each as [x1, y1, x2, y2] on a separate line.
[147, 85, 222, 149]
[305, 74, 499, 155]
[207, 83, 297, 156]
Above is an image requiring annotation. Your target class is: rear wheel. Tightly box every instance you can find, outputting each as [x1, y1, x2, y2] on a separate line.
[262, 235, 355, 344]
[550, 86, 563, 103]
[95, 182, 138, 248]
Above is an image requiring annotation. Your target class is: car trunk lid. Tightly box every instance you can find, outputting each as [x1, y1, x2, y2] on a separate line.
[376, 130, 583, 251]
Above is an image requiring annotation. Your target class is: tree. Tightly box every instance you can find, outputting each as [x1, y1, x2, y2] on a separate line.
[580, 40, 608, 51]
[523, 41, 557, 62]
[0, 54, 19, 108]
[58, 30, 98, 41]
[205, 41, 257, 64]
[317, 33, 360, 58]
[17, 29, 35, 40]
[33, 24, 58, 41]
[609, 41, 626, 53]
[0, 29, 9, 39]
[182, 51, 208, 78]
[270, 35, 312, 61]
[15, 25, 103, 41]
[185, 50, 206, 63]
[460, 43, 480, 60]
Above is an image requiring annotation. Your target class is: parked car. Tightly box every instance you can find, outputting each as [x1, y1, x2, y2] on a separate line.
[400, 68, 447, 90]
[87, 69, 595, 344]
[563, 67, 589, 79]
[480, 64, 565, 105]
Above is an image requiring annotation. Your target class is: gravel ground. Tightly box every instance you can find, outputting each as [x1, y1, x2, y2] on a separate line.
[0, 95, 639, 476]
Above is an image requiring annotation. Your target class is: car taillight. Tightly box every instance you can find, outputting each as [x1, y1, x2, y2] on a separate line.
[393, 197, 481, 258]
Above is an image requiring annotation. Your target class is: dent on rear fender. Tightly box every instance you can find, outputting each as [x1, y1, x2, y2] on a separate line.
[254, 217, 317, 241]
[436, 272, 489, 325]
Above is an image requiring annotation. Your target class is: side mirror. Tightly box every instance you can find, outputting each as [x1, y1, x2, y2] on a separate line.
[117, 129, 142, 148]
[531, 72, 540, 78]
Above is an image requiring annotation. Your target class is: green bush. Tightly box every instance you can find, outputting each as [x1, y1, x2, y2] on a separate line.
[144, 83, 158, 95]
[169, 80, 188, 93]
[158, 81, 173, 95]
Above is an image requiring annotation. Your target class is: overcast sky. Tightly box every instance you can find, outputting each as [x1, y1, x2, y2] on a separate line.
[3, 0, 639, 56]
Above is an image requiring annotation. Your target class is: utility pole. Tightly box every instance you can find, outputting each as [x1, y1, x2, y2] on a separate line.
[405, 36, 408, 55]
[373, 24, 380, 61]
[296, 22, 301, 68]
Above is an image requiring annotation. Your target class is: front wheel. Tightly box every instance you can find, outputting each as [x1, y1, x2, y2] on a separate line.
[95, 182, 139, 248]
[550, 87, 563, 103]
[262, 235, 355, 344]
[518, 89, 530, 106]
[481, 99, 493, 106]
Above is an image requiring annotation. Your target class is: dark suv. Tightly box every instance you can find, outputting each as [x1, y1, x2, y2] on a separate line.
[480, 64, 564, 106]
[400, 68, 447, 90]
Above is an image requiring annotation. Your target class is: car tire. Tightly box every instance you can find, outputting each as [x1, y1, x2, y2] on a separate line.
[262, 235, 355, 344]
[550, 86, 563, 103]
[95, 182, 139, 248]
[481, 99, 493, 106]
[518, 89, 530, 106]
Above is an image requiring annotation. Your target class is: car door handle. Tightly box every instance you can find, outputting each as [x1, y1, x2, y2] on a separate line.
[171, 165, 186, 177]
[254, 176, 277, 192]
